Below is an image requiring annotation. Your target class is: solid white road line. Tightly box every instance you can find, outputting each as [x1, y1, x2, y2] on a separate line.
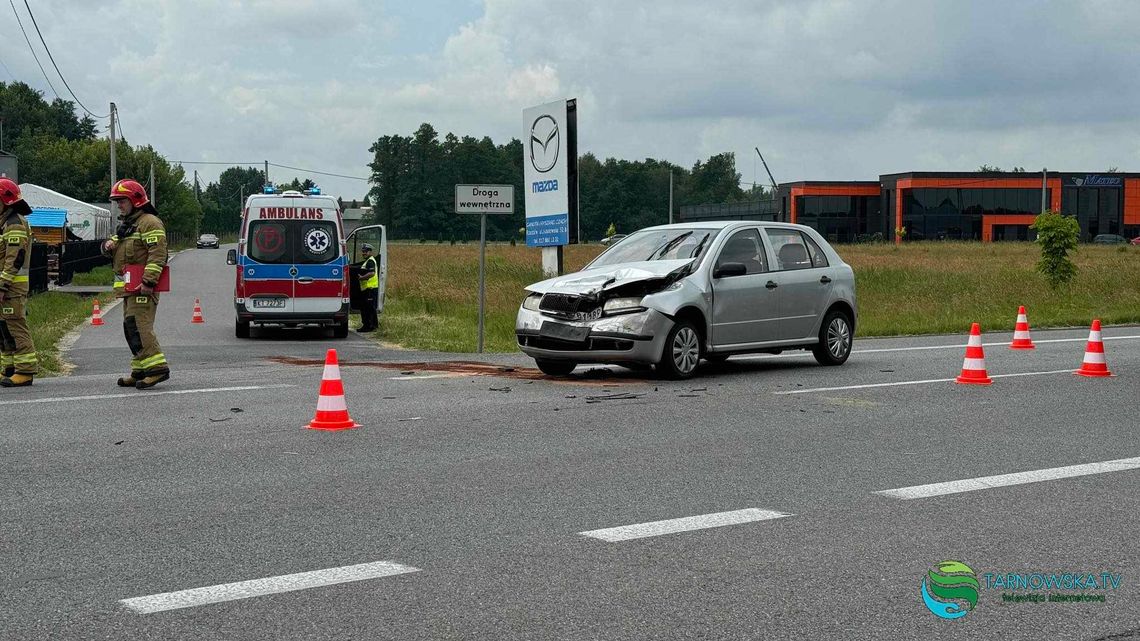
[0, 384, 294, 406]
[580, 508, 792, 542]
[773, 369, 1075, 395]
[874, 456, 1140, 500]
[120, 560, 422, 614]
[736, 334, 1140, 360]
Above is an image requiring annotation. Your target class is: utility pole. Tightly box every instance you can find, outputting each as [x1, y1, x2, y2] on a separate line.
[109, 102, 118, 186]
[668, 169, 674, 224]
[1041, 167, 1048, 214]
[1, 117, 5, 151]
[149, 160, 156, 207]
[264, 160, 269, 188]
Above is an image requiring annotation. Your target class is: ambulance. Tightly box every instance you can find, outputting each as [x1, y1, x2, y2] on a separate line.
[226, 187, 386, 338]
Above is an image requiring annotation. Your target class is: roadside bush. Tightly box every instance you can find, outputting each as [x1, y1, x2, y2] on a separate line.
[1030, 210, 1079, 289]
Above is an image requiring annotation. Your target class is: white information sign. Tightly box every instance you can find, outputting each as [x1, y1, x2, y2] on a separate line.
[454, 184, 514, 214]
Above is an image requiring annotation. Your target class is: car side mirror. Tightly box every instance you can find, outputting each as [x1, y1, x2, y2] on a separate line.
[226, 249, 237, 266]
[714, 262, 747, 278]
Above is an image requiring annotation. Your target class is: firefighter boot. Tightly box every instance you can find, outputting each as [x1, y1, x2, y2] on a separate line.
[1, 373, 34, 387]
[135, 369, 170, 390]
[117, 372, 144, 387]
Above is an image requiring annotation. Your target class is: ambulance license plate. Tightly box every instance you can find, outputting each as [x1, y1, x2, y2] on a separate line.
[252, 298, 286, 309]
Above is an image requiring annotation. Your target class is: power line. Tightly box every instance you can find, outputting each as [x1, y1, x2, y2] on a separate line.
[171, 160, 370, 182]
[171, 160, 262, 166]
[268, 162, 369, 181]
[9, 0, 59, 99]
[21, 0, 109, 118]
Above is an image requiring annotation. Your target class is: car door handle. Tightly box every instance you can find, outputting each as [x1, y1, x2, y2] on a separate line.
[820, 276, 832, 284]
[766, 281, 778, 289]
[296, 277, 314, 284]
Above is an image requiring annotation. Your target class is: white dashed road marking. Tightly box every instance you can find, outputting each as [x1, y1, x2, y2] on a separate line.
[580, 508, 792, 542]
[120, 560, 422, 614]
[0, 384, 294, 406]
[774, 369, 1075, 395]
[875, 456, 1140, 500]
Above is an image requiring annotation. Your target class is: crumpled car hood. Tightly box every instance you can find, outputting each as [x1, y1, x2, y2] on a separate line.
[525, 259, 694, 295]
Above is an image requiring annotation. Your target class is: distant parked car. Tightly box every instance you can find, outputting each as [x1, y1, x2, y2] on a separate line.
[599, 234, 628, 246]
[196, 233, 219, 249]
[1092, 234, 1128, 245]
[517, 221, 857, 379]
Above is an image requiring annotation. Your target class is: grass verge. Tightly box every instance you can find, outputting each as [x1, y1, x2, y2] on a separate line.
[373, 242, 1140, 353]
[27, 291, 117, 376]
[69, 265, 115, 287]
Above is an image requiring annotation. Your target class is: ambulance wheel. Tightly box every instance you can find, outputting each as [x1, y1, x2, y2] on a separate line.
[235, 320, 251, 339]
[333, 319, 349, 339]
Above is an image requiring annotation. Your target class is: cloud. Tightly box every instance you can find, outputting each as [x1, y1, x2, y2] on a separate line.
[1, 0, 1138, 198]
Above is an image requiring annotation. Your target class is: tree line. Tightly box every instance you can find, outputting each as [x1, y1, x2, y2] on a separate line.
[1, 82, 202, 236]
[368, 123, 767, 242]
[5, 82, 765, 242]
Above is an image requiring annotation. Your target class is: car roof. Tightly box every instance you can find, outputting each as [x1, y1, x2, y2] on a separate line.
[637, 220, 810, 232]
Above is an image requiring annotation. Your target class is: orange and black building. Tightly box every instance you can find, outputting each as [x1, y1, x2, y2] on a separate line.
[683, 171, 1140, 242]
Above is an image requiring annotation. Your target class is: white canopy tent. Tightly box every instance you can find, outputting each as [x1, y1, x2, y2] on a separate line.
[18, 183, 114, 240]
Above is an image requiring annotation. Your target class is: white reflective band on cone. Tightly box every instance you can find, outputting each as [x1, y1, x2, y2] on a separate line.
[961, 358, 987, 370]
[317, 394, 347, 411]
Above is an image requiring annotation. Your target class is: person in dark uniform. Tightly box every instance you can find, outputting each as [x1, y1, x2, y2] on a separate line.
[357, 243, 379, 333]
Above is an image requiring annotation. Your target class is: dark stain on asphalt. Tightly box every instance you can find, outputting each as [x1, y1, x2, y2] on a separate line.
[266, 357, 643, 386]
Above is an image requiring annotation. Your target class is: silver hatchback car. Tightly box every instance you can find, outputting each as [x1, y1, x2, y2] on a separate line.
[516, 221, 857, 378]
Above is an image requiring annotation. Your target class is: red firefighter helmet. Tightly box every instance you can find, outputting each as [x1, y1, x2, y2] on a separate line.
[109, 179, 149, 207]
[0, 178, 21, 206]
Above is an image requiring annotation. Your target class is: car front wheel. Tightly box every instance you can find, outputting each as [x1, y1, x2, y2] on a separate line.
[657, 319, 702, 379]
[812, 309, 853, 366]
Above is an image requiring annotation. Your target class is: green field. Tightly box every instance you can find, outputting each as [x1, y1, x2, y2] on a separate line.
[372, 242, 1140, 353]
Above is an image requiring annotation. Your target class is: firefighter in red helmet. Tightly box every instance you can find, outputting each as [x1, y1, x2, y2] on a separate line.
[102, 179, 170, 389]
[0, 178, 38, 387]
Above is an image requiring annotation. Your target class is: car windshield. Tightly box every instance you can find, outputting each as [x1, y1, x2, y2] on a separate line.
[589, 228, 719, 268]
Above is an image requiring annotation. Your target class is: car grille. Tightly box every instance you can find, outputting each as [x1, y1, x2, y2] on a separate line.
[539, 293, 601, 320]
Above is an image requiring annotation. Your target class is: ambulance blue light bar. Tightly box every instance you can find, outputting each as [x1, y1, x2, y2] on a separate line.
[305, 187, 321, 195]
[263, 184, 277, 194]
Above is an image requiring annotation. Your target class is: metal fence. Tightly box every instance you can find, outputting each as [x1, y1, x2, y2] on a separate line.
[57, 241, 112, 286]
[27, 241, 113, 294]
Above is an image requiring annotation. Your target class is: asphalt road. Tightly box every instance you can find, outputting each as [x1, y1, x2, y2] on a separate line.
[1, 246, 1137, 640]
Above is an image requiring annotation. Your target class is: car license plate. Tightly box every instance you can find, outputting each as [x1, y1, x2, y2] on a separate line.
[540, 321, 588, 342]
[252, 298, 286, 309]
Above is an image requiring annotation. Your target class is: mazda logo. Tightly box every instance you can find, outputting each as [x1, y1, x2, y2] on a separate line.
[530, 114, 559, 173]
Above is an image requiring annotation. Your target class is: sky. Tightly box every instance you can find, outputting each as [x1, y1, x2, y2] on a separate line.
[2, 0, 1139, 200]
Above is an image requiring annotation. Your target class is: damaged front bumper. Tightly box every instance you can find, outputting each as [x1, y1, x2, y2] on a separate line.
[515, 306, 674, 365]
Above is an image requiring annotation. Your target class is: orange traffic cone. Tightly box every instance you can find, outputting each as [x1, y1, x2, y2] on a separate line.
[956, 323, 993, 385]
[191, 298, 205, 324]
[307, 349, 360, 430]
[1074, 319, 1114, 378]
[1009, 306, 1035, 350]
[90, 299, 104, 326]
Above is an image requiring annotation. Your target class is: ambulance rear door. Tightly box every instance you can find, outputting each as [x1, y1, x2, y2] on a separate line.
[243, 217, 295, 315]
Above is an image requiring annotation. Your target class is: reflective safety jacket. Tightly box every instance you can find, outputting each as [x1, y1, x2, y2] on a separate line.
[360, 255, 379, 290]
[106, 212, 168, 297]
[0, 210, 31, 296]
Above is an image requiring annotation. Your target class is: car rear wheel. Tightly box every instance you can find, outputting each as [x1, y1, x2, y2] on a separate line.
[657, 320, 702, 379]
[333, 319, 349, 339]
[535, 359, 576, 376]
[235, 320, 251, 339]
[812, 309, 853, 366]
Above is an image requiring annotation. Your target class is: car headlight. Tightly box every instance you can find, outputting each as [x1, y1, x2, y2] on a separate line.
[603, 296, 644, 315]
[522, 293, 542, 311]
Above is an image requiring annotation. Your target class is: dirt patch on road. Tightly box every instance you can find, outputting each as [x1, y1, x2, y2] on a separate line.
[266, 357, 644, 386]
